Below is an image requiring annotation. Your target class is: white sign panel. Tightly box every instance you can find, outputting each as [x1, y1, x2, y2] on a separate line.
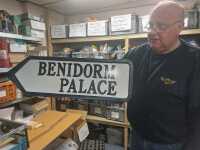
[111, 14, 132, 32]
[87, 20, 107, 36]
[9, 56, 132, 101]
[69, 23, 86, 37]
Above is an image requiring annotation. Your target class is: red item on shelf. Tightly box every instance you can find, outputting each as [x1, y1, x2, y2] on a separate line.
[0, 38, 9, 50]
[0, 49, 11, 68]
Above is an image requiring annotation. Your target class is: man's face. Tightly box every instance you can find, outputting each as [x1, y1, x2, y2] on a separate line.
[147, 9, 182, 54]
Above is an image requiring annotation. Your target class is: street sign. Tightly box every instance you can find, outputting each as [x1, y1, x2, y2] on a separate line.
[8, 56, 133, 101]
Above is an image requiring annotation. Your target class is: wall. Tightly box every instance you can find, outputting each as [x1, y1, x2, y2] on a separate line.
[0, 0, 65, 25]
[64, 0, 197, 24]
[26, 3, 65, 25]
[0, 0, 23, 14]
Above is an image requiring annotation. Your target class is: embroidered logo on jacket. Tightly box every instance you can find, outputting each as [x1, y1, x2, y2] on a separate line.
[160, 76, 176, 85]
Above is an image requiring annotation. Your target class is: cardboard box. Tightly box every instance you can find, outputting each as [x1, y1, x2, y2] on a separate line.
[9, 52, 26, 64]
[9, 39, 27, 53]
[87, 20, 108, 36]
[51, 25, 68, 38]
[21, 13, 44, 22]
[89, 102, 107, 117]
[69, 23, 86, 37]
[106, 107, 125, 122]
[110, 14, 138, 35]
[184, 9, 198, 29]
[19, 25, 45, 39]
[30, 29, 45, 39]
[23, 20, 46, 31]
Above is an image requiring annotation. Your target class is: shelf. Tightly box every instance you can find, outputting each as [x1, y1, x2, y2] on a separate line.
[0, 32, 43, 42]
[0, 96, 39, 108]
[86, 115, 128, 127]
[9, 53, 26, 64]
[0, 68, 11, 74]
[52, 33, 147, 44]
[51, 29, 200, 44]
[181, 29, 200, 35]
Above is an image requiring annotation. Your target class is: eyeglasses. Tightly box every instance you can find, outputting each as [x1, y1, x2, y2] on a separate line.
[145, 20, 181, 32]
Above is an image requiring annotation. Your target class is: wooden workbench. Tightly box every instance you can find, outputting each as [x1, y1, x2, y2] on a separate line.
[28, 110, 82, 150]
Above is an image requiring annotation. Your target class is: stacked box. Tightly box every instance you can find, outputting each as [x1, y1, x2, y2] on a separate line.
[110, 14, 138, 35]
[19, 25, 45, 39]
[51, 25, 68, 38]
[138, 15, 150, 33]
[89, 101, 107, 117]
[184, 9, 199, 29]
[69, 23, 86, 37]
[19, 13, 45, 39]
[106, 107, 125, 122]
[9, 39, 27, 53]
[21, 13, 44, 22]
[87, 20, 108, 36]
[106, 102, 125, 122]
[23, 20, 46, 31]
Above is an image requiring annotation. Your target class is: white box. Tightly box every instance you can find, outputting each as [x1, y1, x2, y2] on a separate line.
[111, 14, 132, 32]
[110, 14, 138, 35]
[51, 25, 67, 38]
[31, 29, 45, 39]
[24, 20, 46, 31]
[69, 23, 86, 37]
[9, 40, 27, 53]
[87, 20, 108, 36]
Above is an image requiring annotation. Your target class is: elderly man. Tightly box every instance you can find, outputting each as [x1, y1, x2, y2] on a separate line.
[124, 1, 200, 150]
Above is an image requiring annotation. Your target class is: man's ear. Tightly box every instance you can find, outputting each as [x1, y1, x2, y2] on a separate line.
[177, 21, 184, 30]
[176, 22, 184, 34]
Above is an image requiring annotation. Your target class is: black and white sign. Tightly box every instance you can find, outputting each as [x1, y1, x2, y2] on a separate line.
[8, 56, 133, 101]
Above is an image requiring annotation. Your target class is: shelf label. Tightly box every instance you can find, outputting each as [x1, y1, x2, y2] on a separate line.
[8, 56, 133, 101]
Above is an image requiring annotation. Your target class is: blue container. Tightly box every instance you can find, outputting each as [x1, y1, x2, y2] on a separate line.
[10, 137, 27, 150]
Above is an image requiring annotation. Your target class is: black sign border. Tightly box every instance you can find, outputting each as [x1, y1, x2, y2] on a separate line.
[8, 56, 133, 102]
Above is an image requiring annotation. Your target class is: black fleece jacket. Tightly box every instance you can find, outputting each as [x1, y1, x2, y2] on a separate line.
[124, 40, 200, 149]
